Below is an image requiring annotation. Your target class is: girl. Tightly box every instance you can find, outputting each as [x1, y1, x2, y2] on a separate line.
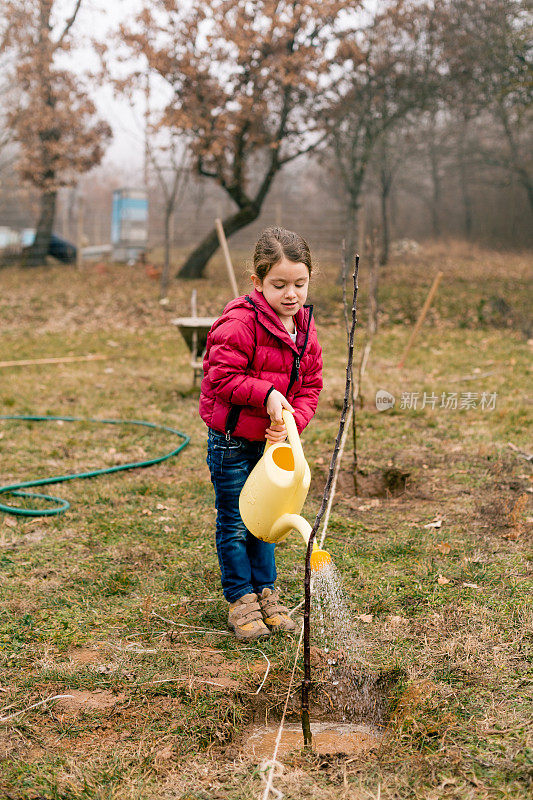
[199, 227, 322, 641]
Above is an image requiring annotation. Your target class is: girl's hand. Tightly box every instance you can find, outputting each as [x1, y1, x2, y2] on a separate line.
[265, 390, 294, 443]
[265, 422, 287, 443]
[266, 390, 294, 425]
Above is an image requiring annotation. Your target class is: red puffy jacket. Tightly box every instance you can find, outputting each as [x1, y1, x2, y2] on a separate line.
[199, 289, 322, 441]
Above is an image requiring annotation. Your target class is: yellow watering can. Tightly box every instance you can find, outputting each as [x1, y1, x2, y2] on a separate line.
[239, 410, 331, 571]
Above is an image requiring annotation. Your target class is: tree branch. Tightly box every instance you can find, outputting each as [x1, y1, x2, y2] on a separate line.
[56, 0, 83, 49]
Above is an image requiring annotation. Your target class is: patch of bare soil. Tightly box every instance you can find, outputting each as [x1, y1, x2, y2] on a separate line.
[238, 657, 403, 761]
[67, 647, 107, 666]
[311, 466, 411, 500]
[308, 660, 403, 727]
[244, 721, 382, 759]
[55, 690, 126, 715]
[475, 461, 533, 541]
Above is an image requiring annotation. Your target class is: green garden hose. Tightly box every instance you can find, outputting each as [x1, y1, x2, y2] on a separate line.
[0, 415, 190, 518]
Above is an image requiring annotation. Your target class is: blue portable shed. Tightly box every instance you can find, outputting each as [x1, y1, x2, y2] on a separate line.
[111, 188, 148, 262]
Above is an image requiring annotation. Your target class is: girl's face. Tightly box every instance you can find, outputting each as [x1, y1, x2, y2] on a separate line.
[251, 257, 310, 322]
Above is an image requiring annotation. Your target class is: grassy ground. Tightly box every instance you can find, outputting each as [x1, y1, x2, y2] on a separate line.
[0, 240, 531, 799]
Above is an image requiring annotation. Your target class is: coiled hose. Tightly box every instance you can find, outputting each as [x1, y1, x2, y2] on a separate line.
[0, 415, 190, 518]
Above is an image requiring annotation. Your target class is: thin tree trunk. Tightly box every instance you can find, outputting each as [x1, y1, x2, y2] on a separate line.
[27, 189, 57, 267]
[427, 115, 441, 239]
[497, 102, 533, 214]
[338, 199, 359, 284]
[379, 177, 391, 265]
[458, 116, 473, 239]
[160, 204, 172, 299]
[177, 203, 260, 279]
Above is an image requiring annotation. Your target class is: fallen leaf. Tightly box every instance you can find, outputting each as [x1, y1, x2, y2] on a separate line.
[436, 541, 451, 554]
[4, 518, 17, 529]
[437, 575, 451, 585]
[141, 509, 152, 516]
[424, 517, 443, 529]
[357, 499, 380, 511]
[503, 530, 522, 540]
[156, 503, 169, 511]
[462, 582, 481, 589]
[358, 614, 374, 623]
[386, 615, 409, 626]
[155, 745, 174, 760]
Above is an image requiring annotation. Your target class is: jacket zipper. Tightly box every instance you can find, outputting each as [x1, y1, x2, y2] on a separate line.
[286, 308, 313, 396]
[243, 294, 314, 404]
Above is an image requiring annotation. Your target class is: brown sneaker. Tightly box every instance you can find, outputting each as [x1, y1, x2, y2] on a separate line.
[228, 593, 271, 641]
[258, 588, 297, 633]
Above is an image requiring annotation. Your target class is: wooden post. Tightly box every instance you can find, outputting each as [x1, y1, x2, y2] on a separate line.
[76, 194, 84, 271]
[215, 218, 239, 298]
[398, 270, 443, 368]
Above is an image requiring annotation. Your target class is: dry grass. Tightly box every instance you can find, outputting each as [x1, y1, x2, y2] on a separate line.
[0, 239, 532, 799]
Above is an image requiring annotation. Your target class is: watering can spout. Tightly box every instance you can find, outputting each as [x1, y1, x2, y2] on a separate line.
[310, 541, 332, 572]
[270, 513, 312, 546]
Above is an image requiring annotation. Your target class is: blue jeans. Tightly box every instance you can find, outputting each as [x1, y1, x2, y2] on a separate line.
[206, 428, 276, 603]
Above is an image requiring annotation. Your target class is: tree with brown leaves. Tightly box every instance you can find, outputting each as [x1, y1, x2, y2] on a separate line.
[2, 1, 112, 266]
[115, 0, 360, 279]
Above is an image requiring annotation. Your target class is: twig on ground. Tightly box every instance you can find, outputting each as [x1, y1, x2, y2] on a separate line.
[449, 370, 496, 383]
[507, 442, 533, 463]
[288, 599, 304, 616]
[245, 648, 271, 695]
[0, 694, 75, 723]
[150, 611, 231, 635]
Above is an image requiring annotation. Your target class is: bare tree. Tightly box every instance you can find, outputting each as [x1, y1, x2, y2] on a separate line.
[326, 1, 436, 275]
[371, 127, 416, 265]
[2, 0, 112, 266]
[441, 0, 533, 214]
[147, 133, 192, 298]
[114, 0, 361, 279]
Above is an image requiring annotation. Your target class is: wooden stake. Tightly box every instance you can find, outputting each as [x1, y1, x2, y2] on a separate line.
[76, 194, 84, 271]
[397, 270, 443, 368]
[0, 354, 108, 369]
[215, 218, 239, 298]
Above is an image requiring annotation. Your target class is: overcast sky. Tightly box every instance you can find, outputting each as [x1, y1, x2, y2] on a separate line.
[58, 0, 375, 175]
[57, 0, 151, 173]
